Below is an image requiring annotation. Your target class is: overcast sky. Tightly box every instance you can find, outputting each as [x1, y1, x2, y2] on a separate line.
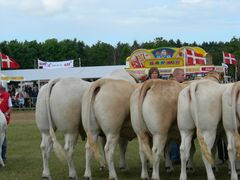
[0, 0, 239, 46]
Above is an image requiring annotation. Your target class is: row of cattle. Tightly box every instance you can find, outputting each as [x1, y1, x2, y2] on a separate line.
[35, 69, 240, 180]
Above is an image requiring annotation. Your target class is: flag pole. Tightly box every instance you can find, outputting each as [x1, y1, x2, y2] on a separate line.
[0, 51, 2, 82]
[235, 64, 237, 81]
[183, 48, 187, 78]
[0, 51, 2, 71]
[37, 58, 40, 90]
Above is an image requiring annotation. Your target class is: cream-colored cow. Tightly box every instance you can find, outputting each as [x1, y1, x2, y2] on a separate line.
[130, 79, 187, 180]
[222, 81, 240, 180]
[178, 79, 230, 180]
[36, 77, 90, 179]
[82, 78, 139, 180]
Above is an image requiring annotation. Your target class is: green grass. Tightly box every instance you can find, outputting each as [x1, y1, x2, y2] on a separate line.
[0, 112, 232, 180]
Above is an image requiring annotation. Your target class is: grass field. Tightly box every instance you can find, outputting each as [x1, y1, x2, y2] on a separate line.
[0, 111, 232, 180]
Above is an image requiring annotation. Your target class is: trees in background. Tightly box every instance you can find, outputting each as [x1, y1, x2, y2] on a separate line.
[0, 37, 239, 71]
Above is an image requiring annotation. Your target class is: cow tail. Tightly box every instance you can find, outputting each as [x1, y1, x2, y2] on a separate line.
[84, 79, 106, 167]
[137, 80, 154, 164]
[46, 78, 68, 163]
[231, 83, 240, 159]
[190, 83, 214, 165]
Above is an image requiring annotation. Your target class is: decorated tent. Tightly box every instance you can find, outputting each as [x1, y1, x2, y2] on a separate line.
[126, 46, 225, 80]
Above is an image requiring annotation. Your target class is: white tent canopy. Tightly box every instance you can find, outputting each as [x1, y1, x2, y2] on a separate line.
[1, 65, 126, 81]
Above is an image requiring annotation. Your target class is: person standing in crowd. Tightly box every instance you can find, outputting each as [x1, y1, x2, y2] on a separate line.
[0, 85, 13, 164]
[169, 68, 185, 164]
[148, 67, 161, 79]
[172, 68, 185, 83]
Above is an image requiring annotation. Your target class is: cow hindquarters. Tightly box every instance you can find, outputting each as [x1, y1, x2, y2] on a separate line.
[64, 132, 79, 179]
[40, 133, 53, 179]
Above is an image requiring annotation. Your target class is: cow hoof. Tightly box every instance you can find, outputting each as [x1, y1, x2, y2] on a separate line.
[42, 174, 51, 180]
[68, 176, 78, 180]
[83, 177, 91, 180]
[212, 166, 218, 172]
[108, 178, 116, 180]
[237, 169, 240, 175]
[120, 167, 128, 172]
[99, 166, 106, 171]
[140, 178, 148, 180]
[186, 167, 195, 174]
[42, 176, 51, 180]
[228, 169, 231, 175]
[165, 166, 174, 173]
[148, 167, 153, 173]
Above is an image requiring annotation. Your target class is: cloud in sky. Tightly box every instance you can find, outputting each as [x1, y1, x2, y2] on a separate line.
[0, 0, 239, 45]
[0, 0, 69, 15]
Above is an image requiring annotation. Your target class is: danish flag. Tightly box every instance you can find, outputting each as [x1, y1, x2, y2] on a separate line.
[0, 52, 20, 69]
[223, 51, 237, 65]
[185, 49, 206, 65]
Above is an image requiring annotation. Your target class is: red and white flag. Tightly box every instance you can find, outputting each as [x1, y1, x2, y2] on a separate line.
[223, 51, 237, 65]
[0, 52, 20, 69]
[184, 49, 206, 65]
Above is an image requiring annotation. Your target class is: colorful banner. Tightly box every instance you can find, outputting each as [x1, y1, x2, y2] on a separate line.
[144, 58, 184, 68]
[125, 66, 224, 76]
[1, 76, 24, 81]
[38, 59, 74, 69]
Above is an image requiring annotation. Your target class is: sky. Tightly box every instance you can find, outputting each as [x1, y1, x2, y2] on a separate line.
[0, 0, 240, 46]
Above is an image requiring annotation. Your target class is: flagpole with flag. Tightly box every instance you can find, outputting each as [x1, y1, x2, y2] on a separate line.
[223, 51, 237, 81]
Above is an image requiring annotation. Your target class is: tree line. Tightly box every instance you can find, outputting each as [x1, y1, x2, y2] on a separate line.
[0, 37, 239, 70]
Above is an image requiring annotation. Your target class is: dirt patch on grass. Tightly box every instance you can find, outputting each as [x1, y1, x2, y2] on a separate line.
[11, 110, 35, 122]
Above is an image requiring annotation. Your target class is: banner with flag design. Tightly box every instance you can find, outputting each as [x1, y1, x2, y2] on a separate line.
[184, 49, 206, 65]
[223, 51, 237, 65]
[0, 52, 20, 69]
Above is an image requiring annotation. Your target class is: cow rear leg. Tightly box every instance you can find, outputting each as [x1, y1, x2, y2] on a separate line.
[137, 133, 150, 180]
[226, 131, 238, 180]
[104, 134, 119, 180]
[64, 133, 78, 179]
[98, 136, 107, 171]
[84, 132, 98, 180]
[151, 134, 167, 180]
[118, 137, 128, 170]
[179, 130, 194, 180]
[201, 130, 216, 180]
[0, 131, 6, 167]
[40, 133, 52, 179]
[164, 142, 174, 173]
[186, 140, 196, 174]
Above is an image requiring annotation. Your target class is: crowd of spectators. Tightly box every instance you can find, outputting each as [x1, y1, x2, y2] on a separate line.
[7, 83, 39, 109]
